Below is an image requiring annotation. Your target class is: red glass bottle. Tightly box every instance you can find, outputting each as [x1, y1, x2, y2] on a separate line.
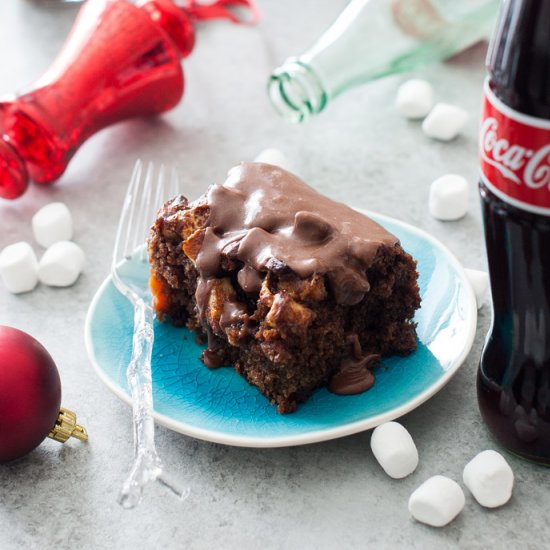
[0, 0, 259, 200]
[478, 0, 550, 464]
[0, 0, 194, 199]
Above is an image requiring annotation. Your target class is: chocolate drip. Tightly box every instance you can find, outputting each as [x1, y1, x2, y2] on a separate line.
[201, 330, 226, 369]
[219, 300, 248, 331]
[347, 333, 363, 360]
[202, 348, 225, 369]
[328, 353, 381, 395]
[237, 264, 263, 294]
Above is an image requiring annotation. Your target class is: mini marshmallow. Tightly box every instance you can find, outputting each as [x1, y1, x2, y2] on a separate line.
[422, 103, 468, 141]
[254, 148, 292, 172]
[464, 268, 489, 309]
[408, 475, 465, 527]
[463, 450, 514, 508]
[429, 174, 469, 221]
[396, 79, 434, 119]
[32, 202, 73, 248]
[370, 421, 418, 479]
[0, 241, 38, 294]
[38, 241, 85, 287]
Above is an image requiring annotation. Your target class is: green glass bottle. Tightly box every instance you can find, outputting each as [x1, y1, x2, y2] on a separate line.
[269, 0, 500, 123]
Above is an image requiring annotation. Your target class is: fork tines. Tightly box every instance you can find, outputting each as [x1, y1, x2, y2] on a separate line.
[114, 160, 180, 265]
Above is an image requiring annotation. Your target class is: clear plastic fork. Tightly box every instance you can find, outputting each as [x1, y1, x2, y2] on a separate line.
[111, 160, 181, 508]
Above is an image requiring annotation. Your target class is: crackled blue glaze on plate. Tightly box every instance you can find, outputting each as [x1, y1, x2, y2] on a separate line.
[84, 211, 477, 447]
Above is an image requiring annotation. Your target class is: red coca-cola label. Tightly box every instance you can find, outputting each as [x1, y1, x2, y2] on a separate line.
[480, 79, 550, 215]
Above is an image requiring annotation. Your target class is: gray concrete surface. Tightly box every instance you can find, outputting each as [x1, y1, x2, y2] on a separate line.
[0, 1, 547, 549]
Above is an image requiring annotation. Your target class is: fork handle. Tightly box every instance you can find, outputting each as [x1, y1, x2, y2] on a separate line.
[119, 297, 162, 508]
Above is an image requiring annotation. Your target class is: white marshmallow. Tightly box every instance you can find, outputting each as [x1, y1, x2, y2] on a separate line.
[370, 421, 418, 479]
[464, 268, 489, 309]
[0, 241, 38, 294]
[32, 202, 73, 248]
[396, 79, 434, 119]
[429, 174, 469, 221]
[422, 103, 468, 141]
[254, 148, 292, 172]
[38, 241, 85, 287]
[463, 450, 514, 508]
[408, 475, 465, 527]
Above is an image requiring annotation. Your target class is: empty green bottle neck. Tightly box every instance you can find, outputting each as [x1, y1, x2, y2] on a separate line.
[268, 59, 328, 124]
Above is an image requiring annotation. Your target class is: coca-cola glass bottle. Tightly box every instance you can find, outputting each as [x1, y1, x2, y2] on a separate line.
[478, 0, 550, 464]
[268, 0, 499, 123]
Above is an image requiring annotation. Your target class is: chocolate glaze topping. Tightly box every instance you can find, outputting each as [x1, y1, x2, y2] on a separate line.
[195, 162, 398, 317]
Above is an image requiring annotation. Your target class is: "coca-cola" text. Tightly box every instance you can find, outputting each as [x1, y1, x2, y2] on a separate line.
[481, 117, 550, 191]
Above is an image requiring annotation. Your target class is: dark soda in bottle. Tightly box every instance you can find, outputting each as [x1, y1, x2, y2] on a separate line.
[478, 0, 550, 464]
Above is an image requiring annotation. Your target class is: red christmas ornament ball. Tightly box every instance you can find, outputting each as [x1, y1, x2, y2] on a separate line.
[0, 326, 61, 463]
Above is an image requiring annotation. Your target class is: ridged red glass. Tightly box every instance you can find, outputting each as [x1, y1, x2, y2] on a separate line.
[0, 0, 194, 199]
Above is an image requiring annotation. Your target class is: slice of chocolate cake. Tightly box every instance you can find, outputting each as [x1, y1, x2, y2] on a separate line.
[148, 163, 420, 413]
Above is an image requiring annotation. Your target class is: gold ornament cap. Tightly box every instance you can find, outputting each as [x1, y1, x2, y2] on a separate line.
[48, 407, 88, 443]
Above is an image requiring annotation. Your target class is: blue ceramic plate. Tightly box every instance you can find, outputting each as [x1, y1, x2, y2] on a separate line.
[84, 210, 477, 447]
